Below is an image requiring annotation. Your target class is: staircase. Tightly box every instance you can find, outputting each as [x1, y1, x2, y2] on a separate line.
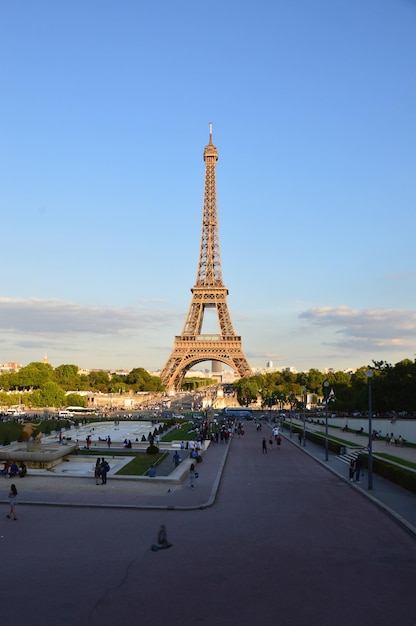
[337, 447, 367, 465]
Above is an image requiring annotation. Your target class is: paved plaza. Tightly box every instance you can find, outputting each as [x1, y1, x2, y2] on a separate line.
[1, 422, 415, 625]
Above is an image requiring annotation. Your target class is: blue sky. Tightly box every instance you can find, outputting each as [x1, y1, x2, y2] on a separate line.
[1, 0, 415, 373]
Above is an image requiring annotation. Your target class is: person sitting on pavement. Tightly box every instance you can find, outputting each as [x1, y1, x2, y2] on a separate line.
[9, 462, 19, 478]
[156, 525, 172, 549]
[19, 462, 27, 478]
[1, 461, 11, 477]
[190, 448, 202, 462]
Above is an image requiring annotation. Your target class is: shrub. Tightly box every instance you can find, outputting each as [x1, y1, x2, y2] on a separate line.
[146, 444, 159, 455]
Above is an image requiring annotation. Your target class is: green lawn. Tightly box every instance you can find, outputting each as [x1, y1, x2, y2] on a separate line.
[76, 448, 168, 476]
[115, 452, 168, 476]
[376, 453, 416, 471]
[161, 421, 197, 442]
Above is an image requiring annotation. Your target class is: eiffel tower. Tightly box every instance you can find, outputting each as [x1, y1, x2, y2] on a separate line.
[160, 124, 252, 392]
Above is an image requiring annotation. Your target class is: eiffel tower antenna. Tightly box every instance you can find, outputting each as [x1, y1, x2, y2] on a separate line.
[160, 124, 252, 392]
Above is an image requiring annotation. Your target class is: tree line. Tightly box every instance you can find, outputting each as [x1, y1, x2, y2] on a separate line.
[233, 359, 416, 415]
[1, 358, 415, 414]
[0, 362, 163, 409]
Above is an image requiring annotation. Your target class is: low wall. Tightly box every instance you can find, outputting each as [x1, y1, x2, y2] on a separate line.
[318, 417, 415, 444]
[0, 442, 78, 469]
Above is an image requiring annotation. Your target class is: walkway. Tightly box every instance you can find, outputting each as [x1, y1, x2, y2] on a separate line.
[1, 422, 416, 625]
[283, 420, 416, 534]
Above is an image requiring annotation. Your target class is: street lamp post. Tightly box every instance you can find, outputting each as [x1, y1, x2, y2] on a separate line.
[323, 381, 329, 461]
[289, 393, 293, 438]
[366, 370, 374, 490]
[302, 387, 307, 447]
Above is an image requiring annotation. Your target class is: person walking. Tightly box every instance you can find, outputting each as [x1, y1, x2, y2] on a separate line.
[94, 458, 101, 485]
[262, 437, 267, 454]
[100, 458, 109, 484]
[349, 458, 356, 482]
[173, 450, 181, 468]
[7, 483, 17, 520]
[189, 463, 196, 488]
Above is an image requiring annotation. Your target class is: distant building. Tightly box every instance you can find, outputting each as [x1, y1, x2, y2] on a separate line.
[0, 362, 22, 373]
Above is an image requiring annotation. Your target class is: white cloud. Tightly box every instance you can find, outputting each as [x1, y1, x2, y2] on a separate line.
[0, 297, 181, 336]
[0, 297, 187, 369]
[300, 305, 416, 352]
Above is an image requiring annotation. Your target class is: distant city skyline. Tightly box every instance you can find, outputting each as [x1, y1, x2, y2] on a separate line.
[1, 1, 415, 373]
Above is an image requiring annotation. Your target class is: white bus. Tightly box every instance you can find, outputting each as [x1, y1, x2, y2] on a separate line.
[224, 407, 253, 419]
[59, 407, 95, 417]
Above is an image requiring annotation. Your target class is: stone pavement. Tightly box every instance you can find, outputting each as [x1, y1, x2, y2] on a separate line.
[282, 421, 416, 535]
[0, 438, 230, 510]
[4, 419, 416, 535]
[1, 418, 416, 536]
[1, 421, 416, 626]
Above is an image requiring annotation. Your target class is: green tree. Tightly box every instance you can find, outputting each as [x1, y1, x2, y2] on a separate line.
[88, 370, 110, 392]
[65, 393, 87, 408]
[0, 372, 18, 391]
[234, 377, 260, 407]
[30, 382, 65, 408]
[125, 368, 163, 392]
[16, 362, 54, 389]
[54, 364, 81, 391]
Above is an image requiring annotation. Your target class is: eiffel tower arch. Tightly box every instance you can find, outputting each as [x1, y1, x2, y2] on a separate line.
[160, 124, 252, 392]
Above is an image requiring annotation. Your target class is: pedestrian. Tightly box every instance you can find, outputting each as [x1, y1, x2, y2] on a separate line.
[189, 463, 196, 488]
[107, 435, 111, 448]
[298, 432, 302, 445]
[354, 456, 362, 483]
[151, 524, 173, 551]
[100, 457, 109, 484]
[262, 437, 267, 454]
[157, 524, 172, 549]
[173, 450, 181, 467]
[349, 458, 356, 481]
[276, 435, 282, 447]
[269, 435, 273, 450]
[148, 465, 156, 477]
[7, 483, 17, 520]
[94, 458, 101, 485]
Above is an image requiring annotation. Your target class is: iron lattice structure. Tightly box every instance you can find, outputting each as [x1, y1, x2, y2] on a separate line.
[160, 124, 252, 392]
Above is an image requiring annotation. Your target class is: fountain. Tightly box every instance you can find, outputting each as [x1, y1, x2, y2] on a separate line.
[0, 422, 77, 469]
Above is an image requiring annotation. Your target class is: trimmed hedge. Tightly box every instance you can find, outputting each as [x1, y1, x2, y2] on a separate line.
[360, 454, 416, 495]
[289, 423, 354, 455]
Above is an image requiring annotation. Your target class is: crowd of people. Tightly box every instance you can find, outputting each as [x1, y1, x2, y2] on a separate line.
[1, 461, 27, 478]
